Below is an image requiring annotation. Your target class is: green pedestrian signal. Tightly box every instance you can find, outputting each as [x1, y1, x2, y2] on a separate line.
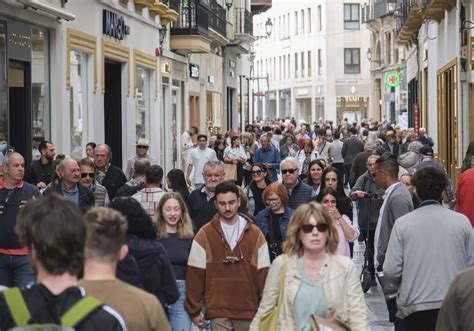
[386, 72, 400, 87]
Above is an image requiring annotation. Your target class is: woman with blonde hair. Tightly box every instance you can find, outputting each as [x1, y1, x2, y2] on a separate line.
[156, 192, 194, 331]
[250, 202, 368, 331]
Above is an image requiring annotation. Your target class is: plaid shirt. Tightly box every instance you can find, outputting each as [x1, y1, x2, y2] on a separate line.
[132, 187, 166, 218]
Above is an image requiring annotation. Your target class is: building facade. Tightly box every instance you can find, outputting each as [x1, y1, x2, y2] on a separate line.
[252, 0, 371, 125]
[396, 0, 472, 184]
[0, 0, 271, 175]
[363, 0, 408, 124]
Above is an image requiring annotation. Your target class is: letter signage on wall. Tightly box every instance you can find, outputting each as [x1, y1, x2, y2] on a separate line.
[103, 10, 130, 40]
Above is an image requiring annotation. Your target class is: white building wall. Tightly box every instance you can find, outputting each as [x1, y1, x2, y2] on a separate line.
[253, 0, 370, 124]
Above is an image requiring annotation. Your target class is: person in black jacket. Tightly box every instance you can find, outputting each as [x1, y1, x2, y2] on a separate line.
[94, 144, 127, 199]
[111, 197, 179, 311]
[43, 158, 94, 212]
[24, 140, 56, 190]
[0, 194, 126, 330]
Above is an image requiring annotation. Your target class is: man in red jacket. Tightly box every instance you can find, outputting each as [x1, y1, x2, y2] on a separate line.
[456, 168, 474, 227]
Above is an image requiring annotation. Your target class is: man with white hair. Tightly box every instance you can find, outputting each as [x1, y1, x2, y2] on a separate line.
[280, 157, 313, 209]
[417, 127, 434, 147]
[44, 158, 95, 211]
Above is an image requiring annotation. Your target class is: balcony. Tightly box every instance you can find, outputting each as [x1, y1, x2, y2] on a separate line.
[150, 0, 168, 18]
[397, 0, 423, 45]
[251, 0, 271, 14]
[235, 8, 253, 35]
[424, 0, 456, 22]
[208, 0, 227, 46]
[134, 0, 154, 11]
[161, 0, 180, 24]
[374, 0, 398, 19]
[170, 0, 211, 55]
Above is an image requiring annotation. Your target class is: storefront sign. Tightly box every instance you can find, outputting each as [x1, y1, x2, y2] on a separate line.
[190, 64, 199, 79]
[413, 102, 420, 136]
[208, 74, 215, 84]
[470, 36, 474, 70]
[103, 10, 130, 40]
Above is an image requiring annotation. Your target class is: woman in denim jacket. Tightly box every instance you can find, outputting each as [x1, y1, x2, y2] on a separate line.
[254, 182, 294, 262]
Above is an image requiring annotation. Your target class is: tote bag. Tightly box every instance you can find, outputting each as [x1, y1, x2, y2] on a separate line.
[259, 257, 288, 330]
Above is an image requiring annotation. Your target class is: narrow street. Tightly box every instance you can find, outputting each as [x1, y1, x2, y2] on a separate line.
[353, 241, 393, 330]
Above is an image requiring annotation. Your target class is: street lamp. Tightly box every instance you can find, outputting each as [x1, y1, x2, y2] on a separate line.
[159, 25, 167, 47]
[253, 18, 273, 40]
[265, 18, 273, 37]
[366, 48, 372, 61]
[225, 0, 233, 10]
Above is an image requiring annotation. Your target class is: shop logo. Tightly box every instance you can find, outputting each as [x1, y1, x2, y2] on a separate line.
[103, 10, 130, 40]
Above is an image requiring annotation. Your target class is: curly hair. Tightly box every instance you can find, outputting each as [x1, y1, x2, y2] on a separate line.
[155, 193, 194, 240]
[283, 202, 339, 256]
[110, 197, 157, 240]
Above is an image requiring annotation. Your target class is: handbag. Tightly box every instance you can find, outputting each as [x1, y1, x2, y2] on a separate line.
[259, 257, 288, 331]
[310, 315, 349, 331]
[375, 270, 400, 301]
[223, 163, 237, 181]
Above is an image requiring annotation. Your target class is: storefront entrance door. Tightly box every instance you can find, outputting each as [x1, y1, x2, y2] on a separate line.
[104, 61, 122, 168]
[8, 60, 31, 162]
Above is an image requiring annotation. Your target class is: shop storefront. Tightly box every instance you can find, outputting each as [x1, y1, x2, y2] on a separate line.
[0, 17, 51, 164]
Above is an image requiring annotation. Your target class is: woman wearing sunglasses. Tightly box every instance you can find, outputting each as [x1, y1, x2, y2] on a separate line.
[316, 188, 358, 257]
[254, 182, 294, 262]
[244, 163, 271, 216]
[250, 202, 368, 330]
[78, 158, 110, 207]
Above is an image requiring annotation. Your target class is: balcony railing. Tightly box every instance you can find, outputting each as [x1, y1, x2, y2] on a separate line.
[209, 0, 226, 37]
[171, 0, 209, 36]
[235, 8, 252, 34]
[168, 0, 179, 12]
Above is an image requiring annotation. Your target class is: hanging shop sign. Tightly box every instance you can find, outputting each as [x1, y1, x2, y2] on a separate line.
[190, 63, 199, 79]
[386, 72, 400, 88]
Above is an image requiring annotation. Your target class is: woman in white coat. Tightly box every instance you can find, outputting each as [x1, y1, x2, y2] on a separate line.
[250, 202, 369, 331]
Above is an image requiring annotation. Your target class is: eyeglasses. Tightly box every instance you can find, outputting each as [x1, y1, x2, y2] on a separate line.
[137, 145, 148, 149]
[266, 198, 280, 204]
[223, 244, 244, 264]
[81, 172, 95, 178]
[251, 170, 263, 175]
[281, 168, 297, 175]
[301, 223, 329, 233]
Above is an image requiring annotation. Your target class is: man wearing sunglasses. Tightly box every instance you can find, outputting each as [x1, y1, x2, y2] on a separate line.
[185, 182, 270, 331]
[78, 158, 110, 207]
[280, 157, 313, 210]
[44, 158, 95, 212]
[125, 138, 157, 181]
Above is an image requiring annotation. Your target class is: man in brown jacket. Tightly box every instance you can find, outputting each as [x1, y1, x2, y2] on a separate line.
[185, 181, 270, 331]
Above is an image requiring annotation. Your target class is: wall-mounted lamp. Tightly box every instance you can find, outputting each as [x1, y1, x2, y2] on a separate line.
[253, 18, 273, 40]
[159, 25, 167, 47]
[225, 0, 233, 10]
[366, 48, 381, 64]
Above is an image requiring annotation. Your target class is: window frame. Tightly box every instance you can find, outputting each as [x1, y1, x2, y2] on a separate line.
[344, 3, 360, 30]
[344, 48, 361, 74]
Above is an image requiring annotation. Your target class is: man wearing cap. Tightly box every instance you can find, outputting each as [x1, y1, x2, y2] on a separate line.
[125, 138, 157, 181]
[414, 146, 455, 208]
[383, 130, 400, 158]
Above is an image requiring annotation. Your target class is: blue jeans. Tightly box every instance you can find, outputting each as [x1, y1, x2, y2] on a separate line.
[0, 254, 36, 288]
[168, 280, 192, 331]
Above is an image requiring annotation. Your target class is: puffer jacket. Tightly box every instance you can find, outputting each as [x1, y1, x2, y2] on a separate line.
[397, 151, 422, 174]
[250, 254, 369, 331]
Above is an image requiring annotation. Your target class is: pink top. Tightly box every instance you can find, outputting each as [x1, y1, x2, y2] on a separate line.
[335, 215, 359, 257]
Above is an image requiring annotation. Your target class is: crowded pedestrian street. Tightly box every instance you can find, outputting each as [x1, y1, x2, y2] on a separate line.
[1, 0, 474, 330]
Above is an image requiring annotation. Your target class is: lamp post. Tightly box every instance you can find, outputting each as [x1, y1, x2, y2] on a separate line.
[253, 18, 273, 40]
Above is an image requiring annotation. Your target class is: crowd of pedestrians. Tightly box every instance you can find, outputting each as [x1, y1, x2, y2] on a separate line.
[0, 116, 473, 330]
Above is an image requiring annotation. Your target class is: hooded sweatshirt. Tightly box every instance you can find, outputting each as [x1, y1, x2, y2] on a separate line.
[397, 151, 422, 174]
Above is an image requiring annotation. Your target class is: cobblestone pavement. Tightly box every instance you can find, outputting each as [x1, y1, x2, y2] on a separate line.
[353, 240, 393, 331]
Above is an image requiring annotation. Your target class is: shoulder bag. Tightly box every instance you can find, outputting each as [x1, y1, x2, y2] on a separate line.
[259, 256, 288, 331]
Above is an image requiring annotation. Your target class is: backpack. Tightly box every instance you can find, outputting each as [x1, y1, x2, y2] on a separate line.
[3, 287, 103, 330]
